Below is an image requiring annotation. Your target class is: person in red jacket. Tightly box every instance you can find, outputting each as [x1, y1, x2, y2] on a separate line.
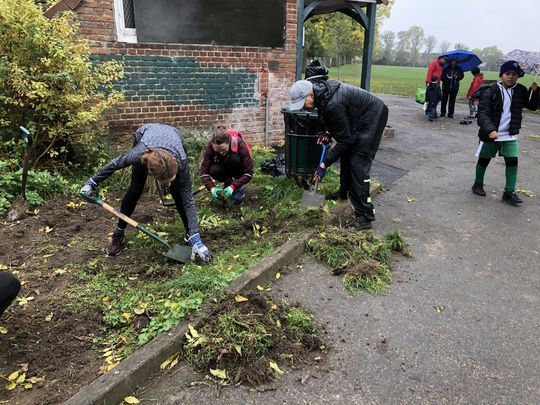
[425, 56, 448, 85]
[466, 67, 484, 118]
[199, 125, 253, 206]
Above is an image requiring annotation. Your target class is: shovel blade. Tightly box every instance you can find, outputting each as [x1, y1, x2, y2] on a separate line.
[300, 190, 325, 211]
[162, 244, 192, 263]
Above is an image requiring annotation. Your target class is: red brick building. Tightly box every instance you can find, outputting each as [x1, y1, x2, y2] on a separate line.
[45, 0, 296, 144]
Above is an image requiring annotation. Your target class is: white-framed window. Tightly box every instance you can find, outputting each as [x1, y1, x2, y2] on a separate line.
[113, 0, 137, 43]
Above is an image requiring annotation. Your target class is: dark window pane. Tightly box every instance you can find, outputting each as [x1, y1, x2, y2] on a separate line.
[123, 0, 135, 28]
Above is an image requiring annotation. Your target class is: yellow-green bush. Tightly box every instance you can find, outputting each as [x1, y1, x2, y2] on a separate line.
[0, 0, 124, 170]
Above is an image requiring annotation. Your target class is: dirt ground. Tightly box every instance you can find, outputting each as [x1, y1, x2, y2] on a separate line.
[0, 185, 325, 404]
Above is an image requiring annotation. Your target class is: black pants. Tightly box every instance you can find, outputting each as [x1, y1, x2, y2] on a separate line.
[338, 105, 389, 220]
[0, 272, 21, 317]
[441, 88, 459, 116]
[118, 163, 192, 235]
[209, 154, 244, 186]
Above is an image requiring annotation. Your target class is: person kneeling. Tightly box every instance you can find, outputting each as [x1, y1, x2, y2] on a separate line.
[200, 125, 253, 206]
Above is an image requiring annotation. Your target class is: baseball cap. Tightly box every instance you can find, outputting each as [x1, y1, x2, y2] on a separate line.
[288, 80, 313, 110]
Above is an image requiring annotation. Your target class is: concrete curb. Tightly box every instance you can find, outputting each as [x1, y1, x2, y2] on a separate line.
[64, 237, 308, 405]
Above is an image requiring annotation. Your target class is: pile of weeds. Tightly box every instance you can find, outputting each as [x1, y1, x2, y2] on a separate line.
[307, 227, 410, 294]
[182, 293, 325, 387]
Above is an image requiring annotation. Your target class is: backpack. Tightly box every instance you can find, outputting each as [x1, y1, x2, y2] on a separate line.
[226, 130, 252, 157]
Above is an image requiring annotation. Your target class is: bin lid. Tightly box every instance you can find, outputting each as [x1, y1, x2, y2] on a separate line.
[280, 107, 319, 116]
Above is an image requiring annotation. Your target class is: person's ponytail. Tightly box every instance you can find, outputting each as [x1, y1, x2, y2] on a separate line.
[140, 149, 178, 182]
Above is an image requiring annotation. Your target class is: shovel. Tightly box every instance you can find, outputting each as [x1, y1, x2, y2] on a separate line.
[80, 193, 192, 263]
[300, 143, 328, 211]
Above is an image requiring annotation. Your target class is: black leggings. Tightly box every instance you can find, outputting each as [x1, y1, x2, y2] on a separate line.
[0, 272, 20, 317]
[209, 153, 244, 186]
[118, 163, 190, 235]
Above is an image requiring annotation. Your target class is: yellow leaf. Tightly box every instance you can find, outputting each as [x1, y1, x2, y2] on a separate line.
[128, 276, 138, 281]
[102, 350, 113, 358]
[124, 396, 140, 404]
[122, 312, 131, 321]
[27, 377, 45, 384]
[529, 134, 540, 139]
[0, 327, 7, 334]
[271, 304, 278, 310]
[276, 320, 281, 328]
[0, 264, 8, 270]
[275, 272, 281, 279]
[256, 285, 264, 291]
[45, 313, 53, 322]
[406, 196, 416, 203]
[102, 296, 110, 302]
[53, 268, 66, 275]
[45, 226, 54, 234]
[8, 371, 19, 381]
[434, 306, 445, 313]
[24, 383, 33, 389]
[269, 360, 284, 375]
[160, 353, 178, 370]
[188, 324, 199, 338]
[16, 373, 26, 384]
[209, 368, 228, 379]
[516, 189, 535, 197]
[134, 307, 145, 315]
[234, 295, 249, 303]
[169, 358, 179, 369]
[6, 382, 16, 391]
[234, 345, 242, 355]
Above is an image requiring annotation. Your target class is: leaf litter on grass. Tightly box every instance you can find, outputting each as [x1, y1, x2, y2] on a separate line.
[307, 226, 410, 294]
[181, 293, 326, 387]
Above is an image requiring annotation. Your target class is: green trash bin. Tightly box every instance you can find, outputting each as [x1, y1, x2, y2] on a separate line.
[281, 108, 326, 186]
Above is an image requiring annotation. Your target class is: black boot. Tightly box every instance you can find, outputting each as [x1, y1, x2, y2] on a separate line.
[502, 191, 522, 205]
[346, 215, 372, 231]
[107, 229, 126, 256]
[471, 183, 486, 196]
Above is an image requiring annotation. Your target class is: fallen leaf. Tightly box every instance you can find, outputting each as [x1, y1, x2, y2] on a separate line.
[434, 306, 445, 313]
[5, 382, 16, 391]
[23, 383, 33, 389]
[124, 396, 140, 404]
[188, 324, 199, 338]
[16, 373, 26, 384]
[7, 371, 19, 381]
[102, 296, 110, 302]
[0, 327, 7, 334]
[209, 368, 228, 380]
[269, 360, 283, 375]
[53, 268, 66, 275]
[0, 264, 8, 270]
[134, 308, 145, 315]
[275, 272, 281, 279]
[256, 285, 264, 291]
[276, 320, 281, 328]
[234, 295, 248, 303]
[122, 312, 131, 321]
[406, 196, 416, 203]
[17, 296, 35, 306]
[234, 345, 242, 355]
[516, 189, 535, 197]
[529, 134, 540, 139]
[45, 226, 54, 234]
[271, 304, 278, 310]
[45, 313, 53, 322]
[160, 353, 179, 370]
[27, 376, 45, 384]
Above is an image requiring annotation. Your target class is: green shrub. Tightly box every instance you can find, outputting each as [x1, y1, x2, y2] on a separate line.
[0, 0, 124, 171]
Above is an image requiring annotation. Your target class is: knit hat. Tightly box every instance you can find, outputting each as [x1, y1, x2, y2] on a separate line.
[499, 60, 525, 77]
[288, 80, 313, 110]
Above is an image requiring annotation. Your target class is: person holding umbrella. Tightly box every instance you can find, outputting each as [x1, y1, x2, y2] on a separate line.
[441, 59, 464, 118]
[472, 60, 539, 205]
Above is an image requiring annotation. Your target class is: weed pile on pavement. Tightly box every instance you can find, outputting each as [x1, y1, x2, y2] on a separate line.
[182, 293, 325, 386]
[307, 227, 410, 294]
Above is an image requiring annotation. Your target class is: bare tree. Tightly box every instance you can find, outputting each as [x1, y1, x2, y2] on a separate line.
[379, 30, 395, 65]
[407, 25, 424, 67]
[424, 35, 437, 54]
[395, 30, 410, 66]
[454, 42, 469, 51]
[439, 40, 451, 53]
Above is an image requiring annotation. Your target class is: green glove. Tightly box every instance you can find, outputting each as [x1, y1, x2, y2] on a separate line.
[223, 186, 234, 199]
[211, 187, 223, 202]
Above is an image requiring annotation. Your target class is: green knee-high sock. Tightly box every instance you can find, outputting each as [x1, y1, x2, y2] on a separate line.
[505, 165, 518, 192]
[475, 164, 487, 185]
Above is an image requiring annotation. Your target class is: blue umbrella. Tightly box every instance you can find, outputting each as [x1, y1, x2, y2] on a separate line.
[440, 49, 482, 72]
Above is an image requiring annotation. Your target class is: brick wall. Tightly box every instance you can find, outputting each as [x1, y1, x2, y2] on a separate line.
[75, 0, 298, 144]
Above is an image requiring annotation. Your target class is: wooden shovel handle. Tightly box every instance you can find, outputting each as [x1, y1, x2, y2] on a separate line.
[101, 202, 139, 228]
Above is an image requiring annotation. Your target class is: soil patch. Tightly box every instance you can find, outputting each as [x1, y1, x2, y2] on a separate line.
[182, 293, 326, 387]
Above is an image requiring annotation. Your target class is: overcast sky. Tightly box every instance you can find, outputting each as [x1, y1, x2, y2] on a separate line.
[380, 0, 539, 54]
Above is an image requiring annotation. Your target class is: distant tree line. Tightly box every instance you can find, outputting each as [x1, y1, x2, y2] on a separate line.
[305, 15, 504, 71]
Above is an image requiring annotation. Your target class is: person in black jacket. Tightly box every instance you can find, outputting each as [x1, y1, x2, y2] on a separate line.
[288, 80, 388, 230]
[440, 59, 464, 118]
[472, 60, 539, 204]
[0, 272, 20, 317]
[425, 76, 442, 121]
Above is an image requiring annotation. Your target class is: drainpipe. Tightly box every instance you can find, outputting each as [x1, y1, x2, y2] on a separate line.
[264, 94, 270, 146]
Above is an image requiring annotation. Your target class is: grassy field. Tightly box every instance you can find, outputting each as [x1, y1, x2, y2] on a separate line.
[328, 64, 538, 98]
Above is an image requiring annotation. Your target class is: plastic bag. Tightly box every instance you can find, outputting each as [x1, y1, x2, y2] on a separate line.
[415, 87, 426, 104]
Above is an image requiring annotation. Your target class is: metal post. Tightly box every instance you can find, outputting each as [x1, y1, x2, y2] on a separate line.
[296, 0, 305, 80]
[360, 3, 376, 91]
